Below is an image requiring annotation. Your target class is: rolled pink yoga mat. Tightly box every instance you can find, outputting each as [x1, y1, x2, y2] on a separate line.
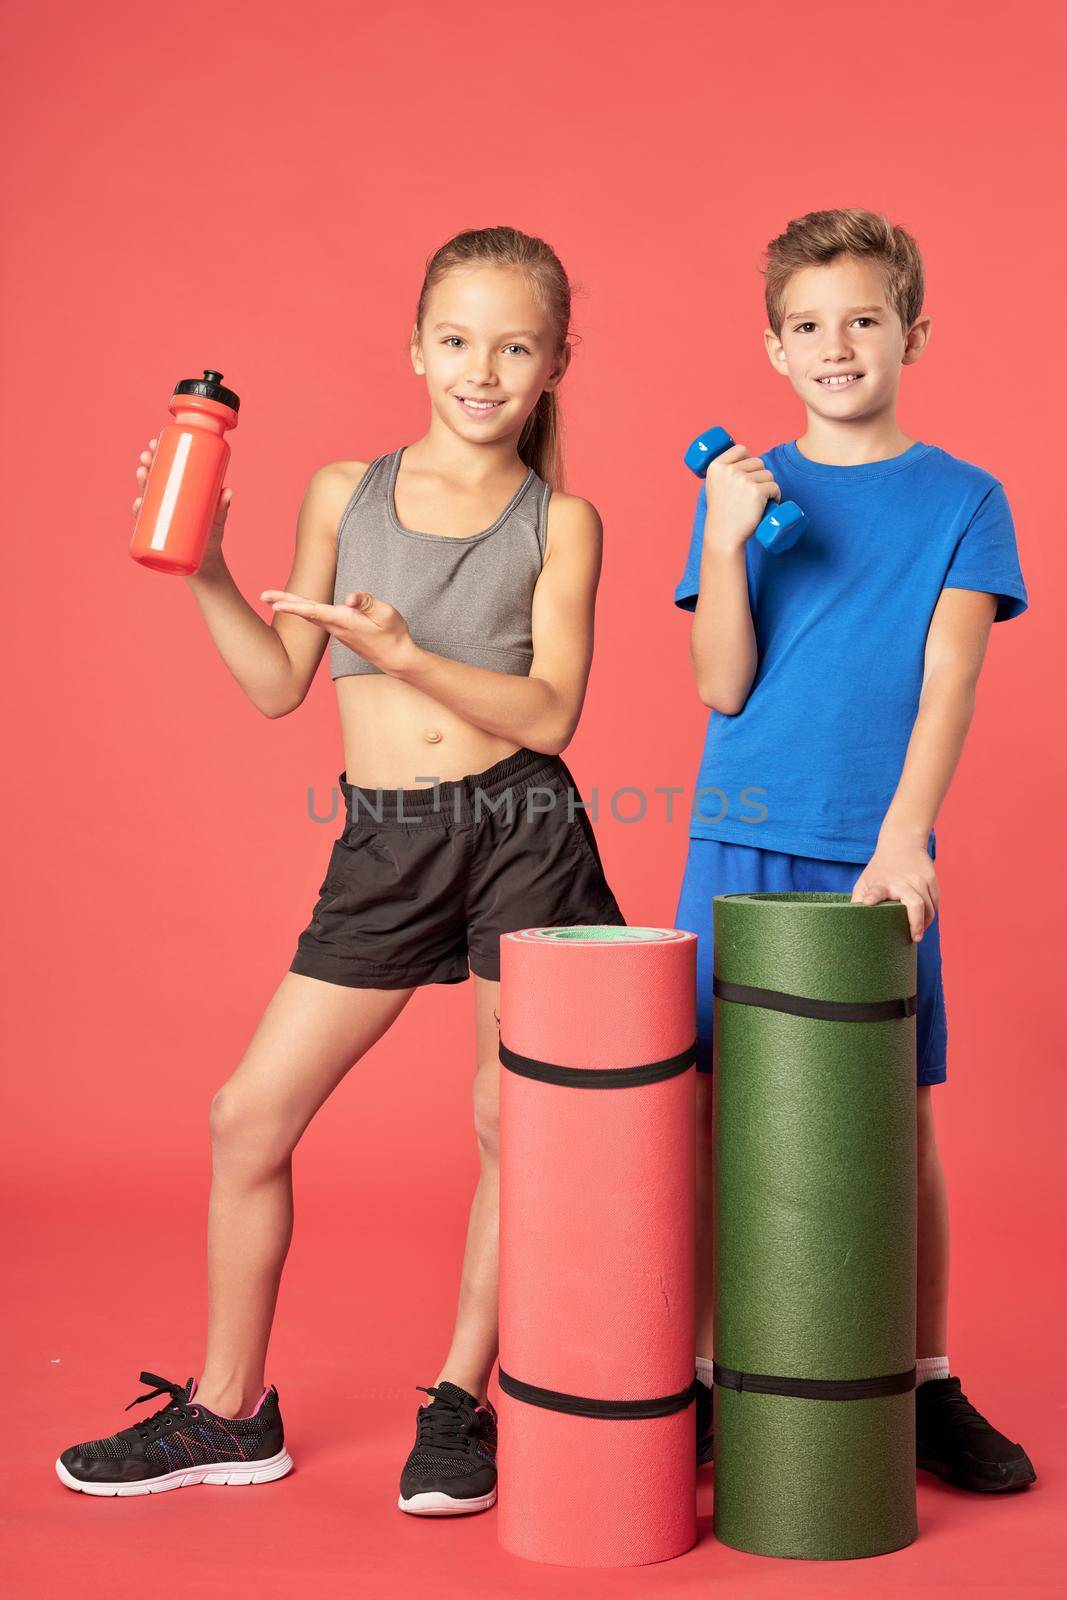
[496, 926, 697, 1568]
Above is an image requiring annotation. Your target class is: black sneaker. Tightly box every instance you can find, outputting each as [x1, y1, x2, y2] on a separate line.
[398, 1381, 498, 1515]
[916, 1376, 1036, 1493]
[55, 1370, 293, 1496]
[695, 1375, 714, 1465]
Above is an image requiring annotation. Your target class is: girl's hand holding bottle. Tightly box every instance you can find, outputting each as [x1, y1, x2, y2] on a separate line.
[134, 436, 232, 582]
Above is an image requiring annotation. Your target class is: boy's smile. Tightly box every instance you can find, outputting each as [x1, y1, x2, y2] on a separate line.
[764, 255, 929, 435]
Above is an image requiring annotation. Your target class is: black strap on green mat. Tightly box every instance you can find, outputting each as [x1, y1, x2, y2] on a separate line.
[713, 975, 916, 1024]
[713, 1362, 916, 1401]
[498, 1366, 697, 1418]
[498, 1039, 696, 1088]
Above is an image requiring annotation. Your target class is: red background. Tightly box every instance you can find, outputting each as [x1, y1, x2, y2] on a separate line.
[3, 0, 1062, 1593]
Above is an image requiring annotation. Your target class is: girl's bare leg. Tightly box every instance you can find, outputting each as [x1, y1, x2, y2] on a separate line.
[195, 970, 416, 1417]
[432, 975, 501, 1404]
[695, 1072, 715, 1355]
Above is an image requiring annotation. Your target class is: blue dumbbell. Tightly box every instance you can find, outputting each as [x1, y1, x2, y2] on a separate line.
[684, 425, 806, 554]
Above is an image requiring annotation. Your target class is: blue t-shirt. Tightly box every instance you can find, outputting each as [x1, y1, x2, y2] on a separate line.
[674, 441, 1028, 862]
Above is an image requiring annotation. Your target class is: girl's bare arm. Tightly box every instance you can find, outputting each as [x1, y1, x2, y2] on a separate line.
[262, 491, 602, 754]
[135, 441, 358, 717]
[389, 491, 602, 754]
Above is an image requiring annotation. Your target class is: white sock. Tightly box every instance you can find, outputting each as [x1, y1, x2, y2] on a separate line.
[916, 1354, 950, 1385]
[695, 1355, 714, 1388]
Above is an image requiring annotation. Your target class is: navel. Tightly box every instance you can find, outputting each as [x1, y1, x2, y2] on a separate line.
[424, 729, 443, 744]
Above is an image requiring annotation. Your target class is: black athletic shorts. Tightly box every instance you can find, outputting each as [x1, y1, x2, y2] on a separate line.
[289, 745, 627, 988]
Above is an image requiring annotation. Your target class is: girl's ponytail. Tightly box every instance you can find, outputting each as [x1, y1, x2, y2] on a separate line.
[517, 385, 563, 491]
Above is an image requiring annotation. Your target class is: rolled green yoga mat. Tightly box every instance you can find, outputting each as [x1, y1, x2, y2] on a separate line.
[712, 891, 918, 1560]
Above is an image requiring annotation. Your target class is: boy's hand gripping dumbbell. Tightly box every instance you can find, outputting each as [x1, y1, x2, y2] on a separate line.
[684, 425, 805, 553]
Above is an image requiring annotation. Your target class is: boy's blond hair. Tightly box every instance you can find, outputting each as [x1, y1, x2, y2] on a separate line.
[763, 209, 924, 337]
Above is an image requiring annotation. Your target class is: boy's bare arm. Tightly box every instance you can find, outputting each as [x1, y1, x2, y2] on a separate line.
[687, 445, 777, 713]
[852, 588, 999, 941]
[689, 541, 758, 713]
[183, 463, 355, 718]
[878, 587, 999, 845]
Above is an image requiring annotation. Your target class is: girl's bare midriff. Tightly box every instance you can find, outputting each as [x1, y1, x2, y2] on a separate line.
[335, 676, 521, 790]
[329, 458, 529, 791]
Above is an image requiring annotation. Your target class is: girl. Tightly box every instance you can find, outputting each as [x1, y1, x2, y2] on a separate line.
[56, 227, 626, 1512]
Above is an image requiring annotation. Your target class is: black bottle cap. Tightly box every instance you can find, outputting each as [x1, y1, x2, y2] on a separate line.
[173, 369, 240, 412]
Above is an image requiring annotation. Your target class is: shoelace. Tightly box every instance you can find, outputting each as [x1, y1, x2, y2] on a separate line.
[923, 1383, 985, 1430]
[123, 1370, 196, 1440]
[414, 1384, 475, 1449]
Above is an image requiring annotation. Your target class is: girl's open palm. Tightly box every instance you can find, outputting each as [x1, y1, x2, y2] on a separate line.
[133, 436, 232, 575]
[261, 586, 416, 674]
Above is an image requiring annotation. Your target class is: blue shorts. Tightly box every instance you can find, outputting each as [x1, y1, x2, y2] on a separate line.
[674, 836, 948, 1087]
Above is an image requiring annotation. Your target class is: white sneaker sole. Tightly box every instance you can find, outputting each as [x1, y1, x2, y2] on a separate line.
[398, 1478, 499, 1516]
[397, 1485, 497, 1516]
[55, 1446, 293, 1496]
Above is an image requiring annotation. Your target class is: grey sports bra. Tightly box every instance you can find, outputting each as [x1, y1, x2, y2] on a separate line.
[329, 447, 551, 680]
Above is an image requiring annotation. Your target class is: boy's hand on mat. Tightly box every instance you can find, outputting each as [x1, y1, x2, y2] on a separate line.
[704, 443, 782, 552]
[259, 587, 415, 672]
[850, 835, 940, 942]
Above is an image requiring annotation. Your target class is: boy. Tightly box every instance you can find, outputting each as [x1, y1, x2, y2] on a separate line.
[674, 208, 1034, 1493]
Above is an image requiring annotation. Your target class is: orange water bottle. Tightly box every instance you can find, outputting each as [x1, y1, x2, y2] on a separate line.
[130, 369, 240, 575]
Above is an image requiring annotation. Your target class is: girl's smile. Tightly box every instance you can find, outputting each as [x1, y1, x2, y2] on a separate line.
[454, 395, 507, 417]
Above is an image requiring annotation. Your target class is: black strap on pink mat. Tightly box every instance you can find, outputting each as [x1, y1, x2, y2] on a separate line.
[497, 1367, 697, 1419]
[498, 1039, 696, 1088]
